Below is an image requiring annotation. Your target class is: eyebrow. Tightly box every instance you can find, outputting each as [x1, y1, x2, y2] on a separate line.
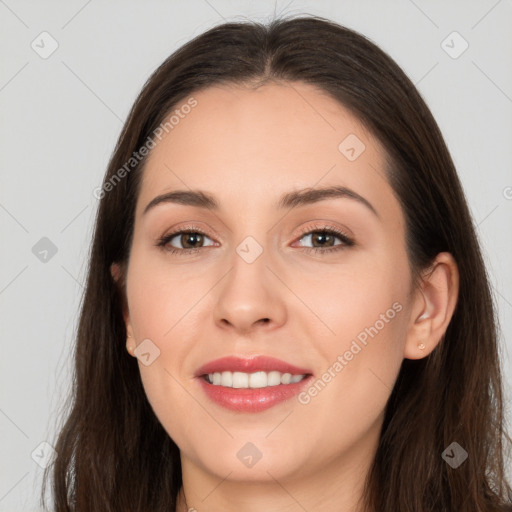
[142, 185, 379, 218]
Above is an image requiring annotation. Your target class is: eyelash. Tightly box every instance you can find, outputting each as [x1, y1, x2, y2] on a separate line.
[156, 223, 355, 256]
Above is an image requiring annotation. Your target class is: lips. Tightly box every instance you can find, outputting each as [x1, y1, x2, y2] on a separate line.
[194, 355, 314, 413]
[194, 355, 312, 377]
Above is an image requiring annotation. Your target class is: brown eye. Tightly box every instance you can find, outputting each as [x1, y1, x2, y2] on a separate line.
[297, 229, 353, 249]
[157, 229, 216, 252]
[179, 232, 204, 249]
[309, 232, 337, 248]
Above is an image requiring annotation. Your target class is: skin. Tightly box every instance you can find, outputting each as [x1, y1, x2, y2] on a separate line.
[111, 81, 459, 512]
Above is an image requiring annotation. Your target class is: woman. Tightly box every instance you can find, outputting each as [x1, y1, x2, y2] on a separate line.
[42, 14, 512, 511]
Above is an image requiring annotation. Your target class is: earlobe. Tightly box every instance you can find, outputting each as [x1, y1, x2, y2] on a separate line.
[126, 333, 136, 357]
[404, 252, 459, 360]
[110, 262, 121, 282]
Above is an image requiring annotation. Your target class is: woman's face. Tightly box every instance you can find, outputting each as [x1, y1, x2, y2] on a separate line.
[120, 81, 418, 489]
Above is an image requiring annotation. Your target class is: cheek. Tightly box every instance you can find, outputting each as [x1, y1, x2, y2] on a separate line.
[124, 248, 212, 442]
[289, 245, 410, 353]
[292, 296, 407, 470]
[125, 244, 206, 341]
[292, 251, 409, 429]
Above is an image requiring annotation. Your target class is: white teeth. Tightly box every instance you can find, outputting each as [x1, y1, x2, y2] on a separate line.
[232, 372, 248, 388]
[267, 371, 282, 386]
[281, 373, 291, 384]
[249, 371, 267, 388]
[206, 371, 307, 388]
[221, 371, 232, 387]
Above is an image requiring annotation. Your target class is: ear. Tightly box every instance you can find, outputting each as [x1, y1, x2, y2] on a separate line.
[110, 261, 122, 283]
[110, 262, 134, 340]
[404, 252, 459, 360]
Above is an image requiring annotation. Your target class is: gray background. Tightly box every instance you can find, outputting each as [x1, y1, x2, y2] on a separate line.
[1, 0, 511, 509]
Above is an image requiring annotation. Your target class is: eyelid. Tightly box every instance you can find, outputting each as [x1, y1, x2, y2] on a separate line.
[162, 222, 214, 237]
[293, 222, 354, 243]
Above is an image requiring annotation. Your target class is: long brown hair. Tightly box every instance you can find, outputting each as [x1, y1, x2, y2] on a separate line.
[42, 14, 512, 511]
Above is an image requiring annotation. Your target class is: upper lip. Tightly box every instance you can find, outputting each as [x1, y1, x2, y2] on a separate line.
[195, 356, 313, 377]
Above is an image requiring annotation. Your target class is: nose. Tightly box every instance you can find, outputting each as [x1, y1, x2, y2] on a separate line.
[213, 246, 287, 335]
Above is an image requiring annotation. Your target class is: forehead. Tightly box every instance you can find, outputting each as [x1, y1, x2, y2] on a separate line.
[135, 81, 397, 219]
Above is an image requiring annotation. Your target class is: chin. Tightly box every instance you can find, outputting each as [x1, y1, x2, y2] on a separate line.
[182, 434, 312, 483]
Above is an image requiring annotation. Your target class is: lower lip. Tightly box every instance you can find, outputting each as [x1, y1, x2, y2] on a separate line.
[197, 375, 313, 412]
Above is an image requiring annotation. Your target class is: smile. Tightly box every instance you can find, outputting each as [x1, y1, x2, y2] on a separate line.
[195, 356, 314, 412]
[204, 370, 308, 388]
